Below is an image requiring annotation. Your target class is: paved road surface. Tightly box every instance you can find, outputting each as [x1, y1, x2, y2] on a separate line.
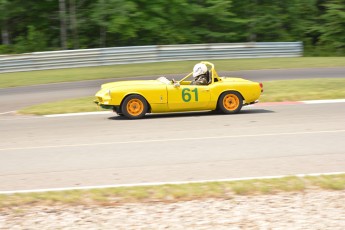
[1, 67, 344, 113]
[1, 103, 344, 191]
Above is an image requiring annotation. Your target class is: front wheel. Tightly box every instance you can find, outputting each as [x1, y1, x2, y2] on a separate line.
[121, 95, 148, 119]
[218, 91, 243, 114]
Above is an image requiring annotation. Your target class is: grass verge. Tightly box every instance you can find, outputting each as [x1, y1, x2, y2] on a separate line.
[19, 97, 105, 115]
[1, 174, 344, 208]
[1, 57, 345, 88]
[259, 78, 345, 102]
[19, 78, 345, 115]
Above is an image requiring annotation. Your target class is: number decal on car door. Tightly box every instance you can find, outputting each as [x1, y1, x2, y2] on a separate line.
[182, 88, 198, 102]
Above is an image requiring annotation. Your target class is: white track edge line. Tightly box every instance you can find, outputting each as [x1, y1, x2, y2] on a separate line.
[44, 111, 112, 117]
[0, 111, 15, 115]
[42, 98, 345, 117]
[1, 171, 344, 195]
[301, 99, 345, 104]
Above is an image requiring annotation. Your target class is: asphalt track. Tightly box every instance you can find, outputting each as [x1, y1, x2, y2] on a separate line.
[0, 67, 345, 192]
[0, 67, 344, 113]
[1, 102, 345, 191]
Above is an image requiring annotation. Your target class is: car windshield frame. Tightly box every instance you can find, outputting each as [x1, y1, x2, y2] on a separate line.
[178, 61, 221, 84]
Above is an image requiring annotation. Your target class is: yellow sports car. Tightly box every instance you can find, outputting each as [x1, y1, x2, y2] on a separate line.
[95, 61, 263, 119]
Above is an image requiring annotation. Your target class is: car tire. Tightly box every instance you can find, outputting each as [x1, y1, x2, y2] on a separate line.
[121, 95, 148, 119]
[218, 91, 243, 114]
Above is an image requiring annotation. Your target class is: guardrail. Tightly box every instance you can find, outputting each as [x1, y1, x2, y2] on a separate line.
[0, 42, 302, 73]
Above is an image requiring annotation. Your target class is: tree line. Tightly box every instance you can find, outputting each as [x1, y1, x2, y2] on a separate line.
[0, 0, 344, 55]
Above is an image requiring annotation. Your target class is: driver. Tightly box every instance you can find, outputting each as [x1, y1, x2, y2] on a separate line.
[191, 63, 209, 85]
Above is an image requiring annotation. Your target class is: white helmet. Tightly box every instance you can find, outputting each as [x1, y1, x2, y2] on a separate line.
[193, 63, 207, 78]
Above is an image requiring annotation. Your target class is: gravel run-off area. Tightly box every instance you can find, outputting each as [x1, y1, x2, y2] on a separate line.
[1, 189, 345, 230]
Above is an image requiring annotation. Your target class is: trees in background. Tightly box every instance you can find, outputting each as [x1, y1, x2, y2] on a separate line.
[0, 0, 344, 55]
[319, 0, 345, 55]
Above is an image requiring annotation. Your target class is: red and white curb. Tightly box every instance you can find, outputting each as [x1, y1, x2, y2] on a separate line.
[1, 171, 344, 195]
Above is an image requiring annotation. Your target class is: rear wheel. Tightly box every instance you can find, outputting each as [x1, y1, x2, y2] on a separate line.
[121, 95, 148, 119]
[218, 91, 243, 114]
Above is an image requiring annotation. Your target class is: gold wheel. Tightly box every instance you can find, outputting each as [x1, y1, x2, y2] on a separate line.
[126, 99, 144, 116]
[121, 95, 148, 119]
[218, 91, 243, 114]
[223, 94, 240, 111]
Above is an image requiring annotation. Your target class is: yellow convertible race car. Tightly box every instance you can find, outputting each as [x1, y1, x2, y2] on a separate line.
[95, 61, 263, 119]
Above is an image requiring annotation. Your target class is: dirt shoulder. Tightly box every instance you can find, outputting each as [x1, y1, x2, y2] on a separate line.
[1, 189, 344, 229]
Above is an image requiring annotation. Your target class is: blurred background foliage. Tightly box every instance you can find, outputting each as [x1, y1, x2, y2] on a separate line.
[0, 0, 344, 56]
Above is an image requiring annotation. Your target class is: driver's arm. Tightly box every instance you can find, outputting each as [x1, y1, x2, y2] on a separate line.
[193, 77, 208, 85]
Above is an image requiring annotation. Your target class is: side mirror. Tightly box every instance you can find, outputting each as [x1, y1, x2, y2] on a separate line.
[174, 82, 180, 88]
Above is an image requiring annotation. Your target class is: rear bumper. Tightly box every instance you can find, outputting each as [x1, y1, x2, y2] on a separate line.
[243, 100, 259, 106]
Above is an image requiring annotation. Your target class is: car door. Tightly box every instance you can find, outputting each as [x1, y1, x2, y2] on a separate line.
[167, 84, 211, 111]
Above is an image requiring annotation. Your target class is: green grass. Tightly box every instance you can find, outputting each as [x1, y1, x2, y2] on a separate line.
[19, 96, 105, 115]
[19, 78, 345, 115]
[0, 174, 344, 208]
[259, 78, 345, 102]
[304, 175, 345, 190]
[1, 57, 345, 88]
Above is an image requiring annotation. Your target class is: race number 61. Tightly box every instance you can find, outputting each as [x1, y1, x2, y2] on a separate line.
[182, 88, 198, 102]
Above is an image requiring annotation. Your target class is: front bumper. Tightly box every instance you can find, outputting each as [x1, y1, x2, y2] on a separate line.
[94, 100, 113, 110]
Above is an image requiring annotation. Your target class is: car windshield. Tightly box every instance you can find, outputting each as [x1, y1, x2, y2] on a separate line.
[156, 76, 172, 85]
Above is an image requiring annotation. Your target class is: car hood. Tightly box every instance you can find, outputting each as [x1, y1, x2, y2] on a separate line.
[101, 80, 163, 89]
[220, 77, 253, 83]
